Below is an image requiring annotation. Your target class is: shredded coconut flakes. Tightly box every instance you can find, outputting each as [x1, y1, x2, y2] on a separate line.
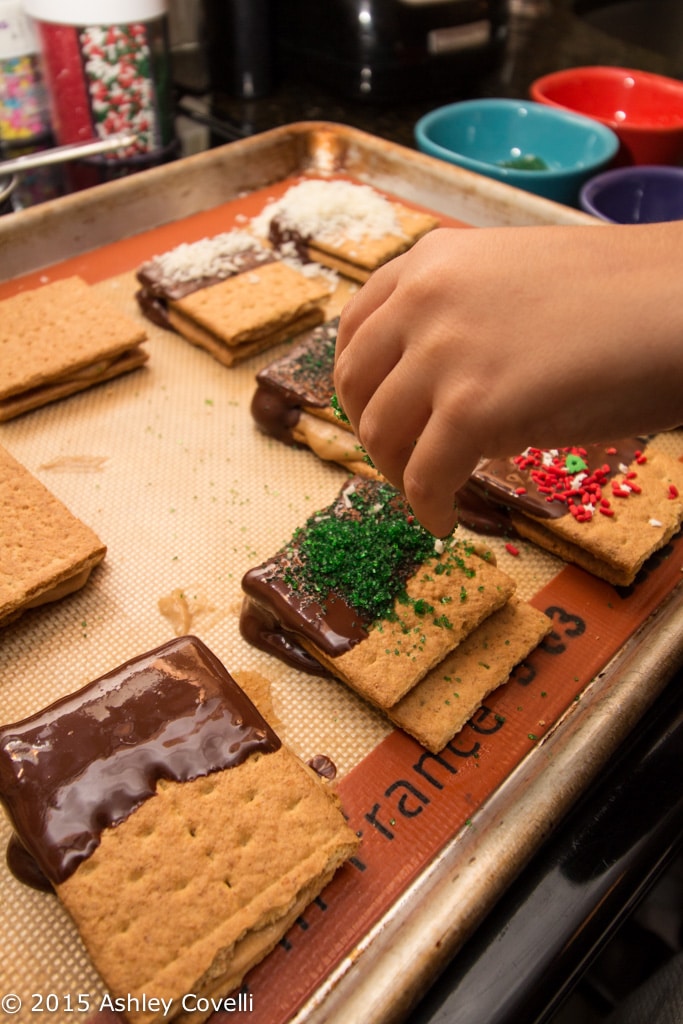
[251, 180, 404, 246]
[147, 231, 269, 287]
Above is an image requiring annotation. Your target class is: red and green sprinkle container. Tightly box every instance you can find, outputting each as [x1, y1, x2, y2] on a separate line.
[23, 0, 175, 182]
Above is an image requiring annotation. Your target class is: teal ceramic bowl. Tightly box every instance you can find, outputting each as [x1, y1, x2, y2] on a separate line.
[415, 98, 620, 206]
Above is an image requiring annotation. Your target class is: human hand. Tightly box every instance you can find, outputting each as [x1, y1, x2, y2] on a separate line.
[335, 223, 683, 536]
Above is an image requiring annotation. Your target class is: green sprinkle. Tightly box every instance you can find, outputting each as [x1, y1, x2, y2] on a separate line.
[283, 481, 437, 622]
[565, 453, 588, 473]
[330, 392, 350, 425]
[498, 154, 549, 171]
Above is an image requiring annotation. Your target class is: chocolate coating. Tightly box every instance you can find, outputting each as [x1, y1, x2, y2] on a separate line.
[241, 557, 366, 668]
[0, 636, 280, 888]
[240, 476, 439, 670]
[251, 319, 339, 443]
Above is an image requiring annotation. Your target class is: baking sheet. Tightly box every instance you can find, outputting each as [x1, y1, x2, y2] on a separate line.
[0, 123, 682, 1024]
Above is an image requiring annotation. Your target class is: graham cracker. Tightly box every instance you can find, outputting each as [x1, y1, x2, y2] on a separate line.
[0, 276, 148, 421]
[251, 179, 439, 282]
[0, 639, 358, 1024]
[241, 476, 517, 709]
[167, 261, 332, 366]
[388, 598, 552, 752]
[307, 202, 439, 282]
[0, 444, 106, 628]
[308, 546, 516, 708]
[58, 745, 357, 1024]
[510, 449, 683, 587]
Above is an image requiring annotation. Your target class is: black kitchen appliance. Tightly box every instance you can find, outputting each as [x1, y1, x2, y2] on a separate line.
[276, 0, 508, 101]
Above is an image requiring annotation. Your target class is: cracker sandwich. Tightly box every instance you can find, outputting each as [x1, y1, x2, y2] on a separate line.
[459, 442, 683, 587]
[241, 476, 550, 751]
[0, 276, 148, 421]
[136, 230, 332, 366]
[250, 178, 439, 282]
[0, 444, 106, 628]
[0, 635, 358, 1024]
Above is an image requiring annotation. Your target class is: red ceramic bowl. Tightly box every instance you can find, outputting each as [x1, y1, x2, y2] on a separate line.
[530, 66, 683, 166]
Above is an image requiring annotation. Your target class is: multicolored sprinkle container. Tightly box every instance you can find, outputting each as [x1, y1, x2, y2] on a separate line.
[23, 0, 175, 163]
[0, 0, 51, 142]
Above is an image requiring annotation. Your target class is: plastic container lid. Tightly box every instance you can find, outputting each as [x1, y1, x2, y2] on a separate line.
[0, 1, 40, 59]
[23, 0, 167, 24]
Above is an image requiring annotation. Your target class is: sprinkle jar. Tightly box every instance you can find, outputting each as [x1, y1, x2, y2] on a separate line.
[0, 0, 51, 143]
[23, 0, 175, 164]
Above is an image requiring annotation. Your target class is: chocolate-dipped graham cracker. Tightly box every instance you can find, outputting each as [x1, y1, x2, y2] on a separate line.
[387, 598, 552, 753]
[250, 179, 439, 283]
[252, 317, 380, 478]
[0, 444, 106, 628]
[241, 476, 517, 711]
[0, 636, 358, 1024]
[458, 442, 683, 587]
[136, 230, 332, 366]
[0, 276, 148, 421]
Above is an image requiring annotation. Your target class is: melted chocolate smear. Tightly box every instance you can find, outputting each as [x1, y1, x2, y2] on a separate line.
[239, 597, 332, 676]
[135, 288, 173, 330]
[308, 754, 337, 781]
[454, 481, 517, 536]
[0, 636, 280, 888]
[7, 834, 52, 893]
[251, 319, 340, 443]
[250, 386, 301, 444]
[268, 218, 311, 263]
[256, 319, 338, 408]
[241, 558, 368, 662]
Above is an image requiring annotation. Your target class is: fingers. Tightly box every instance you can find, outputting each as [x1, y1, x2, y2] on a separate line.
[335, 255, 406, 427]
[338, 327, 481, 534]
[401, 409, 482, 538]
[336, 254, 402, 363]
[351, 352, 433, 491]
[334, 233, 483, 535]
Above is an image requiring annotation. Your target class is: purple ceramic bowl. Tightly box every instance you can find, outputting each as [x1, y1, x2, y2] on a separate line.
[580, 164, 683, 223]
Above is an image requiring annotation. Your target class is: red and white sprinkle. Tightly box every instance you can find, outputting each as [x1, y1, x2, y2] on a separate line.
[513, 446, 641, 523]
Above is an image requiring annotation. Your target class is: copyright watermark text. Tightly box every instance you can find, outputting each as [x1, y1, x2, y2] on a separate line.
[0, 990, 254, 1017]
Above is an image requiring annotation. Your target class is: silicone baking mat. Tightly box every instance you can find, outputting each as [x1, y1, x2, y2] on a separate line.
[1, 171, 682, 1024]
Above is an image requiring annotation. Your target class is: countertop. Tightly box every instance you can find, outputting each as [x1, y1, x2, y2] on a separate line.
[172, 0, 682, 155]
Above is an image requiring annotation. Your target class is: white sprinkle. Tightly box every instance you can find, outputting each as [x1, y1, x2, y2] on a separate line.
[342, 482, 357, 507]
[649, 518, 663, 527]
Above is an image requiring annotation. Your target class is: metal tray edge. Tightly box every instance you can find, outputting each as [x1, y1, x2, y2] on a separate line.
[0, 121, 596, 282]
